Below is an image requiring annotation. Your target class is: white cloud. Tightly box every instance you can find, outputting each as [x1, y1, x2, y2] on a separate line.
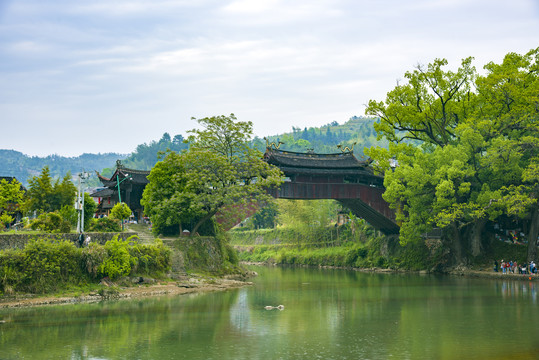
[0, 0, 538, 156]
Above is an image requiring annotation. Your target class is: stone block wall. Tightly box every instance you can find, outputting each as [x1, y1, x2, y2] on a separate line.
[0, 232, 139, 250]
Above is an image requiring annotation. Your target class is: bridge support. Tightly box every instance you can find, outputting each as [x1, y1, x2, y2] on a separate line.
[337, 199, 399, 235]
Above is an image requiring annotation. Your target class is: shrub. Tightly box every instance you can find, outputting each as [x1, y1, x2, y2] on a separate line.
[98, 238, 132, 280]
[0, 236, 171, 294]
[89, 217, 121, 232]
[30, 212, 71, 233]
[80, 243, 107, 279]
[129, 239, 171, 275]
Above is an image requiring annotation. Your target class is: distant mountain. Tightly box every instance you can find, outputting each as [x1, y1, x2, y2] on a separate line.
[0, 150, 127, 186]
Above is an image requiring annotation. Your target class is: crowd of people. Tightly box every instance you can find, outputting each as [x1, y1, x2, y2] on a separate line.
[494, 260, 537, 275]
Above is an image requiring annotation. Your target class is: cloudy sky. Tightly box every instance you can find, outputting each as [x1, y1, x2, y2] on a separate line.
[1, 0, 538, 157]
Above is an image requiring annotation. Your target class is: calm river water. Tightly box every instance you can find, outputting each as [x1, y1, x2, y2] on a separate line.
[1, 266, 538, 359]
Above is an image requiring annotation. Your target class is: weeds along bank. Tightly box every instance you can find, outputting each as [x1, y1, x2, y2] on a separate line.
[230, 227, 444, 271]
[0, 233, 244, 297]
[171, 234, 242, 276]
[0, 236, 170, 295]
[230, 227, 531, 272]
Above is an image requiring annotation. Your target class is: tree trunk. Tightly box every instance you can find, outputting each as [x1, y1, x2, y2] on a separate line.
[527, 207, 539, 262]
[191, 211, 216, 236]
[449, 223, 463, 265]
[470, 218, 486, 257]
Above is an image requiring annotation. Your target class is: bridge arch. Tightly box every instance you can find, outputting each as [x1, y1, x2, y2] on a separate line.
[264, 148, 399, 234]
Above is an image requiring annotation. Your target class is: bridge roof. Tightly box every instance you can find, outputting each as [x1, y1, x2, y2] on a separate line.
[264, 148, 374, 175]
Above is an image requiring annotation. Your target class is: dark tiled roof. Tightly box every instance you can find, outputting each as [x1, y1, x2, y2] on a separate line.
[89, 188, 114, 198]
[96, 167, 150, 187]
[264, 149, 371, 170]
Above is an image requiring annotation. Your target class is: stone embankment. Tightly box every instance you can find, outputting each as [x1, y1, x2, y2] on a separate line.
[0, 232, 136, 250]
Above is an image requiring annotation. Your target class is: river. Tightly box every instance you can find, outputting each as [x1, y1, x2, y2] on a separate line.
[1, 266, 538, 359]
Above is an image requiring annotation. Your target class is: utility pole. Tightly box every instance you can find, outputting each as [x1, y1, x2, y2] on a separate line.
[76, 171, 90, 233]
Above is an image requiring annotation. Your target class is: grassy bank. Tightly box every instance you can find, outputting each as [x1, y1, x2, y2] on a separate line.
[0, 236, 170, 295]
[231, 227, 445, 271]
[230, 227, 530, 272]
[171, 233, 242, 276]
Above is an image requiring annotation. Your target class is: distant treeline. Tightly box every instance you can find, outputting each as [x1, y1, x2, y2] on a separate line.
[0, 150, 126, 186]
[258, 116, 386, 156]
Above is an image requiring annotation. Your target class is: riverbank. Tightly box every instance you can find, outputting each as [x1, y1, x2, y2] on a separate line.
[0, 275, 253, 309]
[243, 261, 539, 282]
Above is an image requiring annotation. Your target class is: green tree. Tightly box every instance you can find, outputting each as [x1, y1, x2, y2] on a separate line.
[366, 48, 539, 261]
[24, 166, 54, 213]
[0, 213, 13, 230]
[30, 212, 71, 233]
[110, 202, 131, 229]
[248, 202, 279, 229]
[141, 151, 192, 235]
[83, 193, 98, 231]
[143, 114, 283, 235]
[24, 167, 77, 214]
[0, 178, 25, 225]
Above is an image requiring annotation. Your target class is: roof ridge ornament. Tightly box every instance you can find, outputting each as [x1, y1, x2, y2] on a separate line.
[116, 159, 124, 170]
[264, 137, 284, 149]
[337, 142, 357, 153]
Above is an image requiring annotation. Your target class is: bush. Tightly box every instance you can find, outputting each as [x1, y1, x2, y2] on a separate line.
[89, 217, 121, 232]
[98, 238, 133, 280]
[0, 236, 171, 294]
[80, 243, 107, 280]
[30, 212, 71, 233]
[129, 238, 171, 275]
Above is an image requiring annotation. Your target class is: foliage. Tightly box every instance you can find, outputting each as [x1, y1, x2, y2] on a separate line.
[98, 238, 133, 279]
[140, 151, 191, 235]
[245, 201, 279, 229]
[121, 132, 189, 170]
[59, 204, 78, 227]
[233, 229, 442, 271]
[365, 48, 539, 260]
[30, 212, 71, 233]
[83, 193, 98, 230]
[175, 235, 239, 275]
[128, 238, 171, 276]
[110, 202, 131, 221]
[257, 116, 385, 156]
[277, 199, 339, 230]
[143, 114, 283, 235]
[88, 217, 121, 232]
[24, 167, 77, 214]
[0, 237, 170, 294]
[0, 213, 13, 230]
[0, 178, 25, 222]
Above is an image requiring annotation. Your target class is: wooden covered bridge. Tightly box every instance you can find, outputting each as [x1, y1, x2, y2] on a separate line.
[264, 147, 399, 234]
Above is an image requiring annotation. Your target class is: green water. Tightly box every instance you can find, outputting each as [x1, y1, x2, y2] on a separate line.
[1, 266, 538, 359]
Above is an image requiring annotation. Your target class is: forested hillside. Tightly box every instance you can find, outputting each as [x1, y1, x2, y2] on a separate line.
[0, 116, 384, 185]
[0, 150, 126, 186]
[257, 116, 387, 157]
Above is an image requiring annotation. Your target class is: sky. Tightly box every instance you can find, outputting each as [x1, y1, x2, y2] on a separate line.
[1, 0, 538, 157]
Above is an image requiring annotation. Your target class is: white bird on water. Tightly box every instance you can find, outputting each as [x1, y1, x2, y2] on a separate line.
[264, 305, 284, 310]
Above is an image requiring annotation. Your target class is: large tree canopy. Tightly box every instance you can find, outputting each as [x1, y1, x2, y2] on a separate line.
[366, 48, 538, 261]
[142, 114, 283, 235]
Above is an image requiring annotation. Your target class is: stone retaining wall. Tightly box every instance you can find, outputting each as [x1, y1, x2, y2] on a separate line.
[0, 232, 139, 250]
